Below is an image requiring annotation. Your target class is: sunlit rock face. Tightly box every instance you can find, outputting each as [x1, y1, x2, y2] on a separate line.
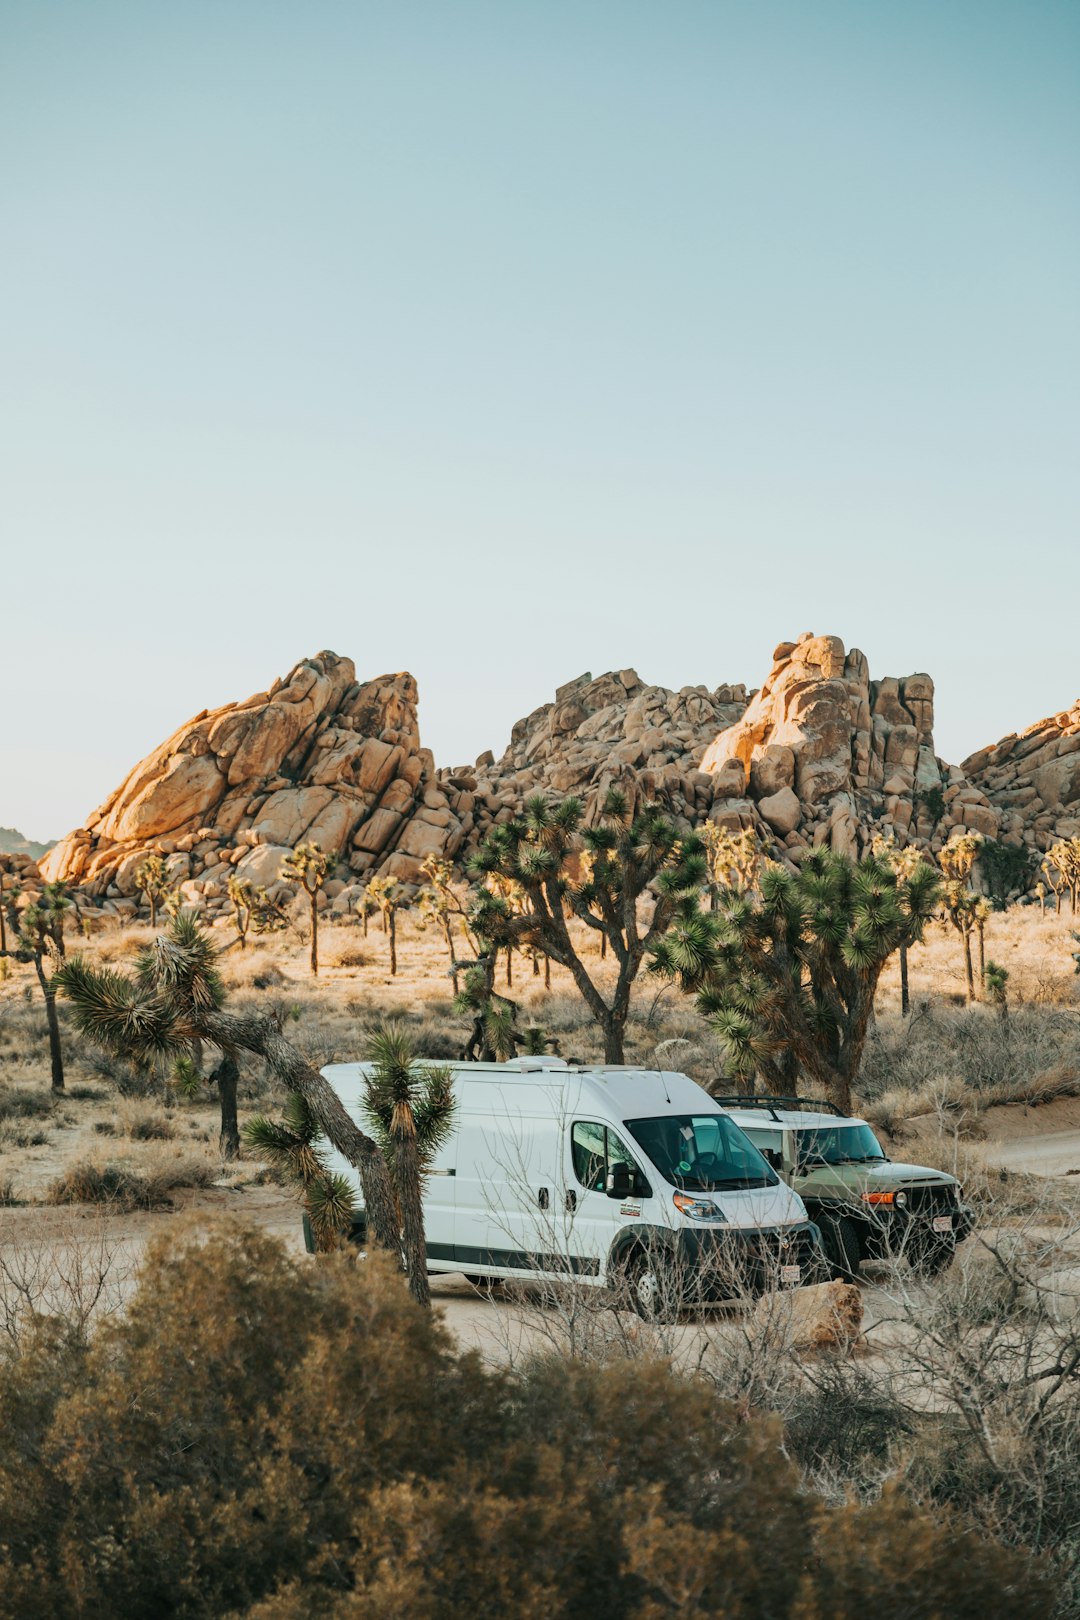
[697, 633, 998, 867]
[41, 652, 460, 900]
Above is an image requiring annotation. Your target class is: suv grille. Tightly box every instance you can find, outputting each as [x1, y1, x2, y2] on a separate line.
[903, 1183, 958, 1214]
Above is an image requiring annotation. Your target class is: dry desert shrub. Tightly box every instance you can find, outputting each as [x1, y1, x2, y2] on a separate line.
[45, 1146, 220, 1211]
[0, 1225, 1048, 1619]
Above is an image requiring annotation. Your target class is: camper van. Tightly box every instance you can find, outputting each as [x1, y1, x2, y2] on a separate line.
[312, 1057, 821, 1315]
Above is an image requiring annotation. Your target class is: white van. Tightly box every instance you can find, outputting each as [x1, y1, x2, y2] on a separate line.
[312, 1057, 821, 1314]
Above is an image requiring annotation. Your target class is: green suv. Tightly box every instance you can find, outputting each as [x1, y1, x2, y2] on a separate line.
[718, 1096, 974, 1278]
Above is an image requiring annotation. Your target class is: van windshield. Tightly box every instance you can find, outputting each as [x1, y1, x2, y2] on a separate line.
[625, 1114, 777, 1192]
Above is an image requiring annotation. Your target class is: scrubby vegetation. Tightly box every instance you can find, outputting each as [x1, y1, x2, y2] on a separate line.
[0, 1225, 1053, 1618]
[1, 857, 1079, 1610]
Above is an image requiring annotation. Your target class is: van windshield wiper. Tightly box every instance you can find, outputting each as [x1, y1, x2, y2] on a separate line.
[704, 1176, 773, 1190]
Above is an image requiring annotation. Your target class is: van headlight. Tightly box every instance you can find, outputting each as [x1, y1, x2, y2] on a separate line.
[673, 1192, 728, 1222]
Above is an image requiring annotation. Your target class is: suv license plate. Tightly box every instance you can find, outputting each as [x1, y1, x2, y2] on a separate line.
[932, 1215, 952, 1233]
[780, 1264, 801, 1285]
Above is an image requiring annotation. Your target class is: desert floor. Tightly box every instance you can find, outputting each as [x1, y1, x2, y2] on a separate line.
[2, 898, 1080, 1355]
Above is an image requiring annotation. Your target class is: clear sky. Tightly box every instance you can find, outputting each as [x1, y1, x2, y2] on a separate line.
[2, 0, 1078, 840]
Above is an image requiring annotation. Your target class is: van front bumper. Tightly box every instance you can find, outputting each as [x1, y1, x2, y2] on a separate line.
[674, 1220, 823, 1299]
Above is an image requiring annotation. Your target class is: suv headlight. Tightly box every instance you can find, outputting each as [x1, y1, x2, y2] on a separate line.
[894, 1189, 908, 1208]
[673, 1192, 728, 1222]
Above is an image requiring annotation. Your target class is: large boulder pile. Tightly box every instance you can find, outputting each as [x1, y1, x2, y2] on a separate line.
[963, 701, 1080, 855]
[35, 636, 1078, 926]
[40, 652, 469, 922]
[700, 633, 1000, 867]
[438, 668, 751, 861]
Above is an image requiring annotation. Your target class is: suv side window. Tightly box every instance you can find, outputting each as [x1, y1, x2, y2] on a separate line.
[743, 1126, 784, 1172]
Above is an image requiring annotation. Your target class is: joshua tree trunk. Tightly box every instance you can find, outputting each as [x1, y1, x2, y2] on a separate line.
[309, 887, 319, 976]
[977, 924, 986, 991]
[37, 964, 65, 1093]
[442, 919, 459, 993]
[194, 1006, 402, 1259]
[389, 910, 397, 976]
[149, 896, 158, 928]
[362, 905, 369, 937]
[899, 942, 910, 1016]
[393, 1119, 429, 1308]
[213, 1052, 241, 1159]
[963, 935, 975, 1003]
[505, 947, 513, 988]
[544, 955, 551, 990]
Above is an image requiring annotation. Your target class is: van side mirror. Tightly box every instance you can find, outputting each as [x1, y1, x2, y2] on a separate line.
[606, 1164, 632, 1199]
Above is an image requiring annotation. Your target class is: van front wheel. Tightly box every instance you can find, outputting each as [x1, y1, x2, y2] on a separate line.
[622, 1252, 680, 1323]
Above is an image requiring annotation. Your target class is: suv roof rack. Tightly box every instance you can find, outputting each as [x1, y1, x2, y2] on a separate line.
[713, 1093, 846, 1121]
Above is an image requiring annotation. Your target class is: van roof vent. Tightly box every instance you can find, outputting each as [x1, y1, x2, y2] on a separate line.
[502, 1056, 570, 1073]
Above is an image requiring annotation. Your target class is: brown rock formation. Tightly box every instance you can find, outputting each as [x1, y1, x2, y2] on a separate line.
[41, 652, 466, 907]
[964, 699, 1080, 854]
[699, 632, 999, 864]
[37, 636, 1076, 926]
[438, 668, 751, 862]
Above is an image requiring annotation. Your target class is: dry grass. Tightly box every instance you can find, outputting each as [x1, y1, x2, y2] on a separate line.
[45, 1147, 221, 1212]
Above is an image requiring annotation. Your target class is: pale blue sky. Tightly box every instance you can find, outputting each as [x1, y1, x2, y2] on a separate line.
[2, 1, 1078, 839]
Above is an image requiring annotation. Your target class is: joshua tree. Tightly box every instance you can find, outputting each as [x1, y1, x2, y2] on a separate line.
[468, 789, 706, 1064]
[453, 955, 521, 1061]
[871, 834, 929, 1015]
[3, 881, 71, 1092]
[938, 832, 986, 1001]
[652, 847, 940, 1113]
[1044, 837, 1080, 915]
[134, 853, 172, 928]
[244, 1094, 358, 1252]
[939, 830, 983, 887]
[228, 874, 256, 949]
[227, 874, 287, 950]
[418, 855, 467, 992]
[359, 1022, 457, 1306]
[974, 895, 992, 990]
[701, 824, 762, 910]
[54, 915, 408, 1271]
[366, 874, 402, 976]
[280, 843, 330, 975]
[942, 882, 981, 1003]
[984, 960, 1010, 1024]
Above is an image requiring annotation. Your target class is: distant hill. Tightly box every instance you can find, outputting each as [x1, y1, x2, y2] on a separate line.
[0, 827, 54, 861]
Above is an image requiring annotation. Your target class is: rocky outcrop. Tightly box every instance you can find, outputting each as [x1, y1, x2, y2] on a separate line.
[699, 633, 1000, 867]
[437, 668, 751, 863]
[41, 652, 468, 914]
[36, 637, 1078, 926]
[963, 700, 1080, 854]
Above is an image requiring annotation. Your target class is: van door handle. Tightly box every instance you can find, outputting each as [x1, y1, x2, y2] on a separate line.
[565, 1190, 577, 1214]
[538, 1187, 550, 1211]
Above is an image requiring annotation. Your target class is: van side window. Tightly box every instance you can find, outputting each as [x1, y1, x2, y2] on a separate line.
[572, 1121, 607, 1191]
[572, 1123, 650, 1196]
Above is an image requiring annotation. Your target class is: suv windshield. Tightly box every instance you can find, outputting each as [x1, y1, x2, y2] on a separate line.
[625, 1114, 777, 1192]
[795, 1124, 886, 1168]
